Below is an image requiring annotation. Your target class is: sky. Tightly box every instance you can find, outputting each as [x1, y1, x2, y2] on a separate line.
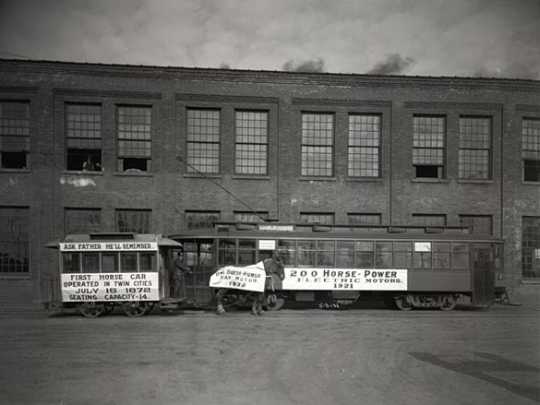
[0, 0, 539, 79]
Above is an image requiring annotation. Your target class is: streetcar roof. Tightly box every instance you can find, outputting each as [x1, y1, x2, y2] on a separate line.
[47, 233, 183, 248]
[168, 223, 503, 243]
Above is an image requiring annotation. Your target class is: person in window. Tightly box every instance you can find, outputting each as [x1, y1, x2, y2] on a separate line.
[82, 155, 100, 171]
[172, 248, 191, 298]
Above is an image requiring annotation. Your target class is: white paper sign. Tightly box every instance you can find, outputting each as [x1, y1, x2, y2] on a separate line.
[61, 272, 159, 302]
[209, 262, 266, 292]
[258, 240, 276, 250]
[414, 242, 431, 252]
[282, 268, 408, 291]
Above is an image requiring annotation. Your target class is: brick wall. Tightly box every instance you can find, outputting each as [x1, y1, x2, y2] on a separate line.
[0, 59, 539, 309]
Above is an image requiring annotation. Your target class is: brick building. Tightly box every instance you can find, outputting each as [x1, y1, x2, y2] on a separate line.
[0, 59, 539, 310]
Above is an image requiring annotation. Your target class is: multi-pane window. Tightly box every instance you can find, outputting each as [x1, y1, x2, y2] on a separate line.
[235, 111, 268, 175]
[459, 215, 492, 235]
[459, 117, 491, 179]
[348, 213, 382, 225]
[299, 212, 335, 225]
[413, 116, 445, 178]
[411, 214, 447, 227]
[66, 104, 102, 171]
[348, 114, 381, 177]
[64, 208, 101, 235]
[522, 217, 540, 279]
[117, 106, 152, 172]
[234, 211, 269, 223]
[115, 209, 151, 233]
[301, 113, 334, 176]
[0, 207, 29, 273]
[185, 211, 220, 230]
[0, 101, 30, 169]
[522, 118, 540, 182]
[187, 109, 220, 174]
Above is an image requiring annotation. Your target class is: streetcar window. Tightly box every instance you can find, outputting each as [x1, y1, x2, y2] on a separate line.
[198, 241, 215, 268]
[120, 252, 137, 272]
[102, 253, 119, 272]
[298, 240, 317, 266]
[355, 241, 374, 267]
[238, 239, 256, 265]
[393, 242, 412, 268]
[183, 242, 198, 267]
[452, 243, 469, 269]
[336, 241, 354, 268]
[413, 242, 432, 269]
[62, 252, 80, 273]
[82, 252, 100, 273]
[140, 253, 156, 271]
[317, 240, 335, 267]
[433, 243, 450, 269]
[277, 239, 296, 265]
[375, 242, 393, 268]
[218, 239, 236, 265]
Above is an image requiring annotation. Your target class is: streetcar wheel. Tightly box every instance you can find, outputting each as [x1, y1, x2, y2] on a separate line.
[440, 295, 457, 311]
[394, 295, 413, 311]
[265, 294, 285, 311]
[79, 302, 106, 318]
[103, 303, 115, 315]
[143, 302, 155, 315]
[122, 301, 150, 317]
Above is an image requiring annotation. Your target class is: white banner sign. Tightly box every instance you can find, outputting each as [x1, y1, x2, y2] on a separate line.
[209, 262, 266, 292]
[60, 242, 158, 252]
[61, 272, 159, 302]
[282, 268, 408, 290]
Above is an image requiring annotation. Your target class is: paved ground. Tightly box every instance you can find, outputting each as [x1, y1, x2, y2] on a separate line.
[0, 304, 539, 405]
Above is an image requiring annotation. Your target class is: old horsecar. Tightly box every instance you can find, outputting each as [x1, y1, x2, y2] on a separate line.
[171, 222, 502, 310]
[45, 233, 184, 317]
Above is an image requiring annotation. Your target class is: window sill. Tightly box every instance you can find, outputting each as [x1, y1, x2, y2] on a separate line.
[346, 177, 384, 183]
[299, 176, 336, 182]
[0, 273, 31, 280]
[521, 278, 540, 285]
[522, 181, 540, 186]
[457, 179, 494, 184]
[411, 178, 449, 184]
[63, 170, 104, 176]
[0, 168, 31, 173]
[231, 175, 271, 180]
[114, 171, 153, 177]
[183, 173, 222, 179]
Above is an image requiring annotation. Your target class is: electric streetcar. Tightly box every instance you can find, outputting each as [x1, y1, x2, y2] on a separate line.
[170, 222, 502, 311]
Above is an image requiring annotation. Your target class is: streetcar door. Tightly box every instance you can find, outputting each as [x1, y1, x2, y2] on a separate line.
[182, 239, 216, 304]
[471, 244, 495, 305]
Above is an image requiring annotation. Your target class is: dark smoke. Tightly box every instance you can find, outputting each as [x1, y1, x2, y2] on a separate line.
[367, 53, 415, 75]
[282, 58, 325, 73]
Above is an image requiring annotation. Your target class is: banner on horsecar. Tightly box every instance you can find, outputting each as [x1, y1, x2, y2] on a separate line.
[61, 272, 159, 302]
[209, 262, 266, 292]
[282, 268, 408, 291]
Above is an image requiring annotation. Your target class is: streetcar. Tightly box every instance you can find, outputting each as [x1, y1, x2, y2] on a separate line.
[170, 222, 503, 311]
[45, 233, 184, 317]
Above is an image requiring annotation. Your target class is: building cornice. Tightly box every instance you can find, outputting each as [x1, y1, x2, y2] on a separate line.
[53, 88, 162, 100]
[404, 101, 503, 111]
[175, 93, 278, 104]
[1, 59, 540, 93]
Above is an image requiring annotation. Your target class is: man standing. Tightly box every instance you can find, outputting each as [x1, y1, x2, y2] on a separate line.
[172, 248, 191, 298]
